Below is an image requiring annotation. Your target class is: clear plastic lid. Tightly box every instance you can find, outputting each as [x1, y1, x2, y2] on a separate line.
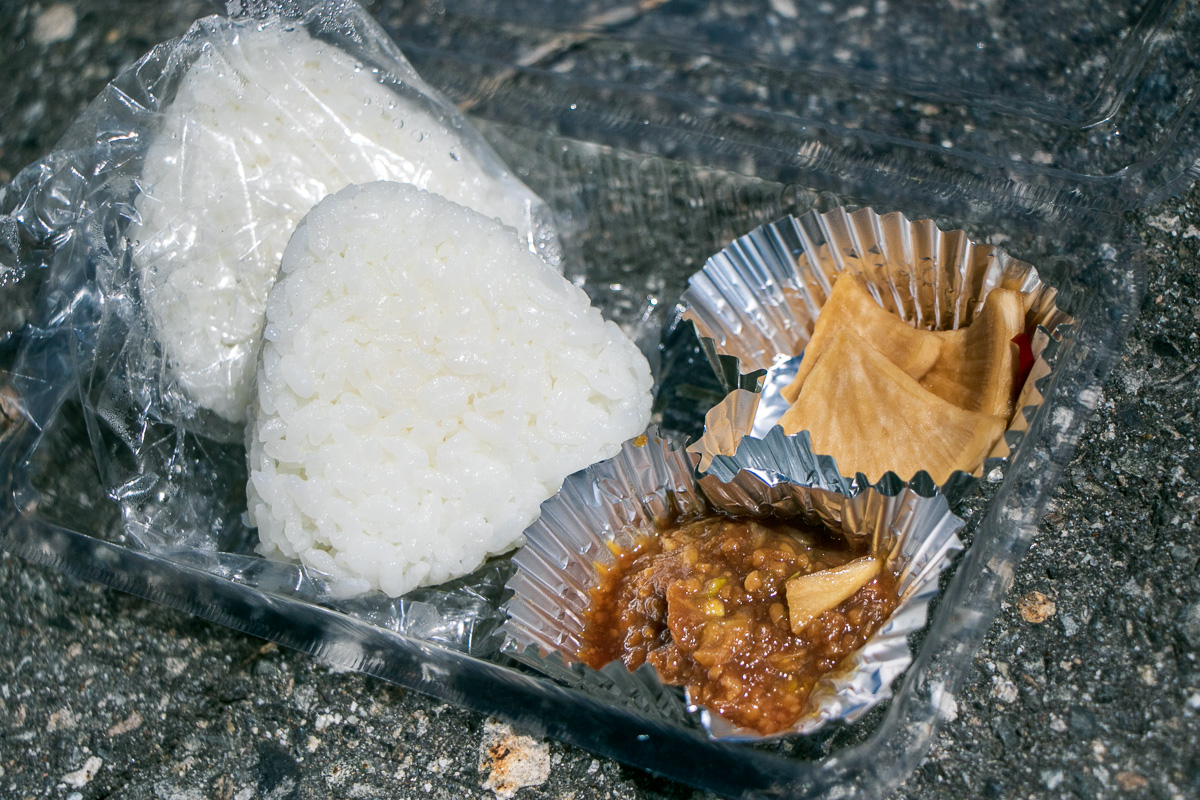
[0, 3, 1152, 798]
[384, 0, 1200, 211]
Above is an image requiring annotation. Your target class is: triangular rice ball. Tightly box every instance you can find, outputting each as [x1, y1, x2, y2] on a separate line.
[779, 328, 1007, 484]
[923, 288, 1025, 419]
[781, 273, 942, 403]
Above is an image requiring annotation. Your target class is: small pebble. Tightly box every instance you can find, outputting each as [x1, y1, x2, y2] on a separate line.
[1018, 591, 1057, 624]
[33, 4, 76, 45]
[106, 711, 143, 737]
[1042, 770, 1064, 790]
[1177, 601, 1200, 650]
[61, 756, 102, 788]
[478, 719, 550, 800]
[769, 0, 799, 17]
[1116, 771, 1148, 791]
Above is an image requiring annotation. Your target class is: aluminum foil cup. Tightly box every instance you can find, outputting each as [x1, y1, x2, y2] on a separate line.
[681, 207, 1074, 502]
[500, 429, 965, 740]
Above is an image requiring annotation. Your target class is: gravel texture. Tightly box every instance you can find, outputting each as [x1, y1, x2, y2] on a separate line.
[1, 2, 1199, 799]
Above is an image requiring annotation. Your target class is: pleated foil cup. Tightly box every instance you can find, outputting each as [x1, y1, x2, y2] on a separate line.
[500, 429, 965, 740]
[681, 206, 1074, 502]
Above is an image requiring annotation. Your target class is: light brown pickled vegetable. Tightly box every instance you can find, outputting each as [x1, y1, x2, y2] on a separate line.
[779, 328, 1008, 483]
[924, 288, 1025, 419]
[781, 273, 942, 404]
[579, 516, 899, 735]
[786, 557, 881, 634]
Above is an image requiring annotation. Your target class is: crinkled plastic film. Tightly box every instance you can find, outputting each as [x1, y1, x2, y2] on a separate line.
[0, 0, 563, 657]
[0, 0, 1152, 798]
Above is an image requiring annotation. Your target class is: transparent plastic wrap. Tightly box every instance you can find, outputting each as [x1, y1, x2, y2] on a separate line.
[9, 0, 561, 441]
[0, 0, 565, 655]
[132, 15, 562, 430]
[0, 1, 1157, 799]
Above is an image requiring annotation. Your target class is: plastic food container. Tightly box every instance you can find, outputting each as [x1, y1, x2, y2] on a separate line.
[2, 1, 1195, 797]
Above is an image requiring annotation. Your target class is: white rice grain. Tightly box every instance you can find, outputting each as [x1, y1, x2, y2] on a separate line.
[130, 22, 544, 423]
[247, 181, 652, 597]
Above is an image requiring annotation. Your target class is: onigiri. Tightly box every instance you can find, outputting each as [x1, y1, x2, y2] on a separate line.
[130, 21, 549, 424]
[246, 181, 653, 597]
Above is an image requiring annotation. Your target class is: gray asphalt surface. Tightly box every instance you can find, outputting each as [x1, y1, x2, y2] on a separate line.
[1, 2, 1197, 799]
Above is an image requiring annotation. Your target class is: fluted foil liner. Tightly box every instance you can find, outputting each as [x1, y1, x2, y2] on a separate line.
[500, 429, 965, 740]
[682, 207, 1074, 501]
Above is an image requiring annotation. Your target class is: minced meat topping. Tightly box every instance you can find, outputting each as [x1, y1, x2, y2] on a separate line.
[579, 516, 899, 735]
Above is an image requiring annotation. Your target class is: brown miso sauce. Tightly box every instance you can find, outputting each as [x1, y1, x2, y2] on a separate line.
[578, 516, 899, 736]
